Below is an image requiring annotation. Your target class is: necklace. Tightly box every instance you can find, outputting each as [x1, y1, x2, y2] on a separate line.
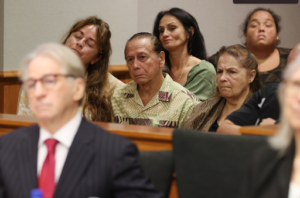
[177, 55, 192, 82]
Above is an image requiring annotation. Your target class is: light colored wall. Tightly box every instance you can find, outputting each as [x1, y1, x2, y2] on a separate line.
[3, 0, 137, 71]
[2, 0, 300, 71]
[138, 0, 300, 56]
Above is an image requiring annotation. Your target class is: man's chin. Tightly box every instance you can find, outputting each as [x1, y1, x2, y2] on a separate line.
[135, 79, 149, 85]
[33, 110, 53, 121]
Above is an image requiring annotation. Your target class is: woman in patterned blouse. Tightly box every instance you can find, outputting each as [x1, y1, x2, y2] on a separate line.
[17, 16, 124, 121]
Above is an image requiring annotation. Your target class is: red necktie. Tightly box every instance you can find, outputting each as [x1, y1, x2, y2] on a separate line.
[39, 139, 58, 198]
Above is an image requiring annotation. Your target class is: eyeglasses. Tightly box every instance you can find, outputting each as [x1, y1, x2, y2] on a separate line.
[284, 80, 300, 96]
[24, 74, 75, 92]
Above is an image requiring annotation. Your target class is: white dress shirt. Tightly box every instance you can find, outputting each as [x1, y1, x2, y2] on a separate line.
[37, 112, 82, 183]
[289, 182, 300, 198]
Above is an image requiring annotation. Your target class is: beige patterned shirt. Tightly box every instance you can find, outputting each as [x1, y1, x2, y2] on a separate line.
[111, 74, 200, 128]
[17, 73, 124, 120]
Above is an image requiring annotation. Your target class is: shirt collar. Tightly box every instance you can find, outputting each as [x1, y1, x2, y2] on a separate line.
[123, 74, 174, 102]
[38, 112, 82, 148]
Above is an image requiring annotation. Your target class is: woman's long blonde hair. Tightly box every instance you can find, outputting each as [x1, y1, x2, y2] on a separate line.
[62, 16, 113, 122]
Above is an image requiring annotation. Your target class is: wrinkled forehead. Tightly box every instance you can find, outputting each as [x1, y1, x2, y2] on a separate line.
[27, 55, 64, 79]
[217, 53, 241, 70]
[125, 37, 153, 56]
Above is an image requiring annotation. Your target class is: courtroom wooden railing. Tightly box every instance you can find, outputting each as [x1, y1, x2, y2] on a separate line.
[0, 113, 173, 151]
[239, 124, 278, 136]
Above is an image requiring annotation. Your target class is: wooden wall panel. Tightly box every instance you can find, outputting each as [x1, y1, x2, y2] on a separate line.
[0, 65, 131, 114]
[2, 70, 21, 114]
[0, 71, 4, 113]
[4, 82, 21, 114]
[109, 64, 132, 83]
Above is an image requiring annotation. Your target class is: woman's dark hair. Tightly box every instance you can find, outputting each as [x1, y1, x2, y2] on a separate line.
[153, 7, 207, 69]
[62, 16, 113, 122]
[218, 44, 262, 93]
[242, 7, 281, 46]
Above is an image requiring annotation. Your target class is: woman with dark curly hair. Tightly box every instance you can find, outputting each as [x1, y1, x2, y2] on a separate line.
[208, 8, 291, 86]
[17, 16, 123, 122]
[153, 7, 216, 101]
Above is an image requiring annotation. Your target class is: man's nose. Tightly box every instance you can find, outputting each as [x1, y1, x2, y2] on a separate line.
[33, 81, 46, 98]
[132, 59, 140, 69]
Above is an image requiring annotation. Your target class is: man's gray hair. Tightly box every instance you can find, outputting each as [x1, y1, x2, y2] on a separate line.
[268, 55, 300, 152]
[19, 43, 85, 82]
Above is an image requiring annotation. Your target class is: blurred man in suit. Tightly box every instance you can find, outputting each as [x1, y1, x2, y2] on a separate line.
[0, 43, 163, 198]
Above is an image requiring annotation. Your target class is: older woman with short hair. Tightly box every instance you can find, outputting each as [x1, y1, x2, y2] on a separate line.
[183, 44, 261, 132]
[239, 55, 300, 198]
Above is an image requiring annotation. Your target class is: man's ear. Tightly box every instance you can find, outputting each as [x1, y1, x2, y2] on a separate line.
[248, 69, 256, 84]
[72, 78, 85, 103]
[90, 55, 101, 65]
[158, 51, 165, 68]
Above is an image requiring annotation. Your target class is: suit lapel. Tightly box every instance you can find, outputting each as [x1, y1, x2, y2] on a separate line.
[17, 125, 39, 197]
[54, 118, 95, 198]
[276, 142, 294, 198]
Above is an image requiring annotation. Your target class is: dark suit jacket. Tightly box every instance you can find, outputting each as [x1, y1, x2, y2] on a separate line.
[0, 118, 163, 198]
[239, 141, 294, 198]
